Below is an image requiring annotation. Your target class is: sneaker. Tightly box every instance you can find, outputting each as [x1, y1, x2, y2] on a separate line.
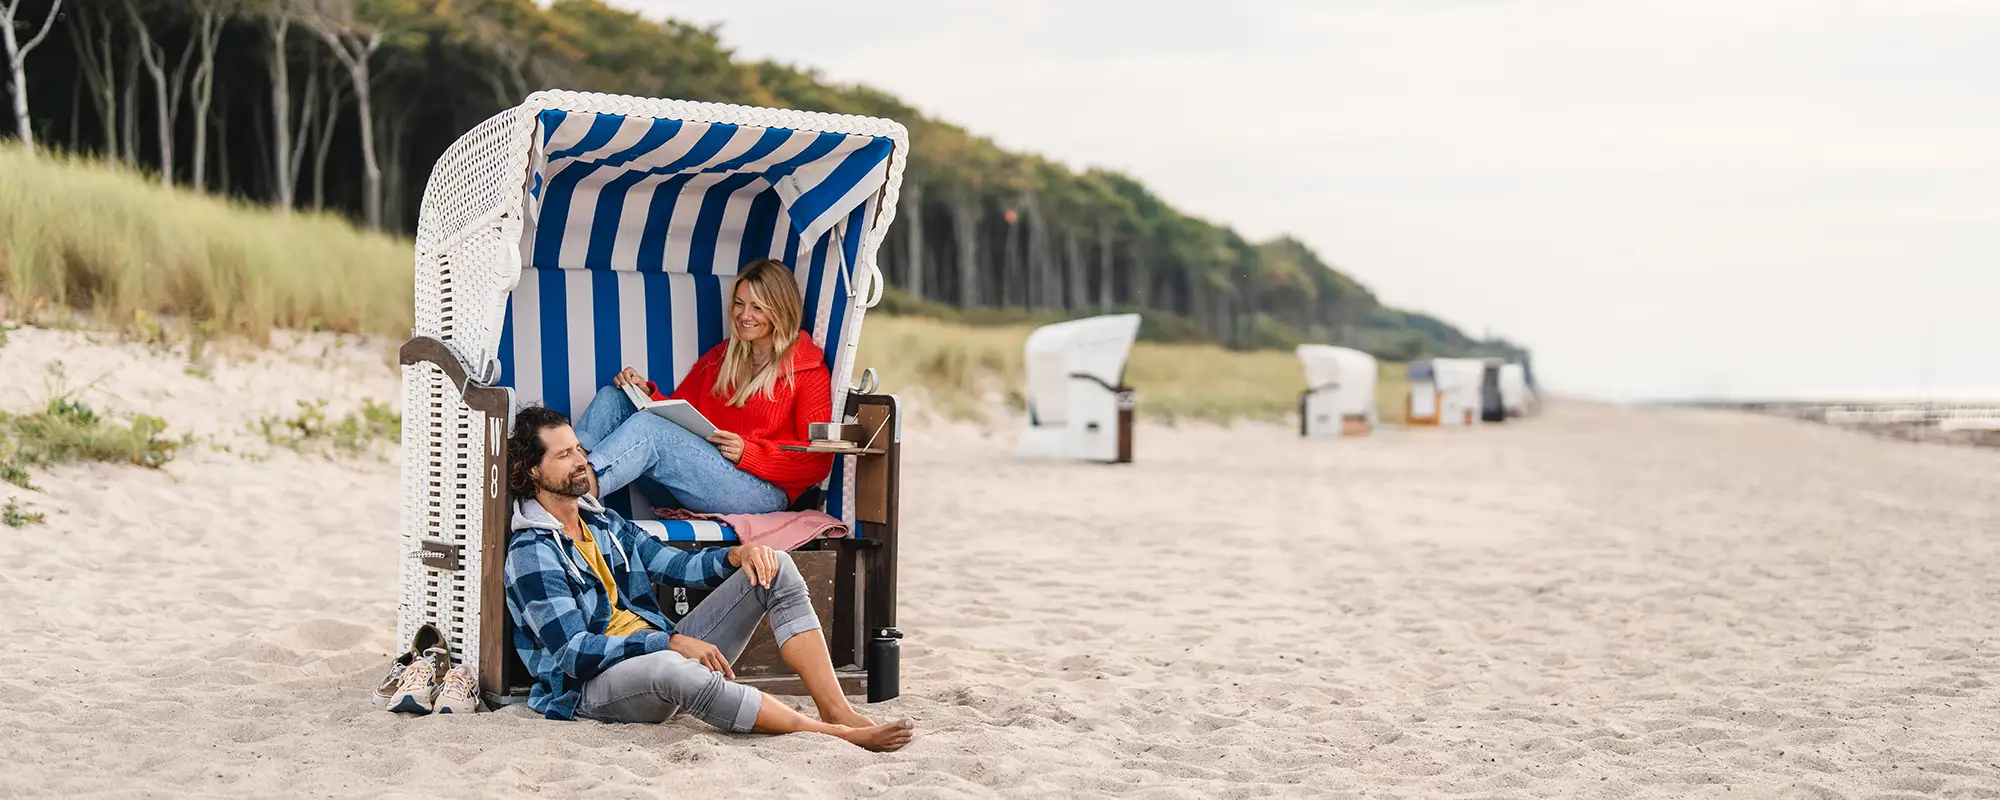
[387, 646, 450, 714]
[371, 651, 414, 709]
[433, 664, 481, 714]
[376, 623, 446, 712]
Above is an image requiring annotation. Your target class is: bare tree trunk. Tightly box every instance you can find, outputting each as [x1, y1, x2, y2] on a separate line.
[213, 90, 231, 191]
[291, 65, 320, 203]
[1065, 228, 1085, 314]
[951, 193, 980, 307]
[120, 44, 139, 166]
[188, 2, 228, 193]
[69, 5, 121, 157]
[1022, 190, 1049, 310]
[1001, 202, 1021, 309]
[128, 0, 198, 183]
[1097, 218, 1114, 312]
[378, 105, 410, 231]
[1, 0, 64, 150]
[267, 9, 295, 207]
[309, 65, 342, 211]
[901, 178, 924, 300]
[305, 17, 385, 228]
[67, 69, 79, 149]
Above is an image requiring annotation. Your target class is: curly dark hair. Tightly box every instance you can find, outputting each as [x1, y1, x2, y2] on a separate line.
[508, 405, 573, 497]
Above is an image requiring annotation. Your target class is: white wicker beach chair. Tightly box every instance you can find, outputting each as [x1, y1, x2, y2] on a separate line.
[1296, 344, 1379, 438]
[1014, 314, 1141, 462]
[1498, 363, 1532, 417]
[1430, 358, 1487, 427]
[397, 91, 911, 706]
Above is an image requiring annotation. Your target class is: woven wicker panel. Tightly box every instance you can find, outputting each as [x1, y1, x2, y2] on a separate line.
[396, 361, 484, 666]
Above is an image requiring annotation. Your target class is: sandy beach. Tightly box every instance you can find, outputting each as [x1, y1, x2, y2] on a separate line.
[1, 326, 1996, 798]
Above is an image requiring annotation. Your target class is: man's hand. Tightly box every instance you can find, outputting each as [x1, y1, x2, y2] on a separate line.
[707, 430, 745, 464]
[728, 543, 780, 589]
[613, 366, 647, 389]
[668, 633, 733, 678]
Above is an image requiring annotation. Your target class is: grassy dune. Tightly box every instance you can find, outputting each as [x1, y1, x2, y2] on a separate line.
[0, 149, 409, 338]
[1, 154, 1409, 425]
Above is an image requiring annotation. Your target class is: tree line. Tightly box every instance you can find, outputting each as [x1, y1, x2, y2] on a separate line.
[0, 0, 1526, 362]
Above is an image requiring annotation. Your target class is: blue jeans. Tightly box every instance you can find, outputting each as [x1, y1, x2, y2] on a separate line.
[575, 551, 820, 730]
[574, 386, 789, 515]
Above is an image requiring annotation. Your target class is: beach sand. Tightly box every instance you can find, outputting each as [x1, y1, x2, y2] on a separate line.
[1, 325, 1996, 798]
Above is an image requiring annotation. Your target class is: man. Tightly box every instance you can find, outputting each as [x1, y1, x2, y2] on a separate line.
[503, 406, 914, 751]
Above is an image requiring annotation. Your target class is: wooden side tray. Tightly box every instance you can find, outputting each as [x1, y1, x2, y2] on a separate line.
[781, 445, 888, 455]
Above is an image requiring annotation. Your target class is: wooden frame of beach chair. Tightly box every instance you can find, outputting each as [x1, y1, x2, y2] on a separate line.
[1014, 314, 1141, 463]
[396, 90, 911, 706]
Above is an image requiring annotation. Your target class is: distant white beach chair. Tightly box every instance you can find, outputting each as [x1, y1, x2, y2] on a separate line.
[1498, 362, 1534, 417]
[1014, 314, 1141, 462]
[1406, 362, 1441, 425]
[1430, 358, 1488, 427]
[1296, 344, 1378, 438]
[398, 90, 911, 707]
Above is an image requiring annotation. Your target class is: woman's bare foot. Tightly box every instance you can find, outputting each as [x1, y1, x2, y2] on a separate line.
[822, 708, 876, 728]
[833, 719, 915, 752]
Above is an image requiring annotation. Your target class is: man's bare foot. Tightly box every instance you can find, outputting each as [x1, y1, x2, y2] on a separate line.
[833, 719, 915, 752]
[822, 708, 876, 728]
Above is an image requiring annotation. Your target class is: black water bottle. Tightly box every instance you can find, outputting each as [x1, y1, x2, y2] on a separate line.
[866, 627, 902, 703]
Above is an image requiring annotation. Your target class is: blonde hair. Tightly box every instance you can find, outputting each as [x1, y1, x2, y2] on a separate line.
[713, 259, 805, 407]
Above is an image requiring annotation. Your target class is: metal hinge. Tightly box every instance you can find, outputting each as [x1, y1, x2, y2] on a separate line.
[416, 539, 463, 571]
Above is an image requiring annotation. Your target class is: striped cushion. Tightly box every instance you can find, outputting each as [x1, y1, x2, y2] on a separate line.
[632, 519, 736, 544]
[496, 108, 892, 535]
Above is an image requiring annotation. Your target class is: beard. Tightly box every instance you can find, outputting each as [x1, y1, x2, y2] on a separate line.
[536, 465, 592, 498]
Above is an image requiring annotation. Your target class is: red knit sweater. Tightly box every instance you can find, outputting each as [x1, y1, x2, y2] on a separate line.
[643, 336, 835, 500]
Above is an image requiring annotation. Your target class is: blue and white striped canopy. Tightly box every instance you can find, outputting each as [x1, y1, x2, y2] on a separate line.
[495, 108, 896, 539]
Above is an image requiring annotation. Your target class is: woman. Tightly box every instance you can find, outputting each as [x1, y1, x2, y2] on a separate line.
[574, 259, 833, 515]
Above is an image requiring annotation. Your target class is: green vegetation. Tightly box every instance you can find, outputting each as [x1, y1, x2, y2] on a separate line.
[0, 395, 180, 497]
[8, 0, 1526, 365]
[0, 458, 35, 491]
[254, 398, 403, 455]
[2, 500, 44, 529]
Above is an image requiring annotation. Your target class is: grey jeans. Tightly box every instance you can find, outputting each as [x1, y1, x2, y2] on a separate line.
[576, 550, 821, 732]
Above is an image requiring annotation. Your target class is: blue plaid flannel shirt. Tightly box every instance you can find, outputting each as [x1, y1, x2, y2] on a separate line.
[503, 494, 736, 720]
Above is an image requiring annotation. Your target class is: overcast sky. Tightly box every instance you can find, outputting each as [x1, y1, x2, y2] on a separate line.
[630, 0, 1999, 401]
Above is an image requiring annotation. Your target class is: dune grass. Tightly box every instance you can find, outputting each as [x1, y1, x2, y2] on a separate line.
[0, 149, 410, 339]
[253, 398, 403, 456]
[0, 396, 181, 518]
[859, 315, 1409, 424]
[2, 499, 44, 528]
[1, 396, 179, 470]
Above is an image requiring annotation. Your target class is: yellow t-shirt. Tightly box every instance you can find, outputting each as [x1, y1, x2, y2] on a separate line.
[572, 528, 654, 637]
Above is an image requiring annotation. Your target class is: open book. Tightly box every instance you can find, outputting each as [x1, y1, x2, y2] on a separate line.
[620, 382, 719, 439]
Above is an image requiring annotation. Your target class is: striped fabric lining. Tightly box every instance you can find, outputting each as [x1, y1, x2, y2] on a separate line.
[632, 519, 734, 544]
[522, 109, 892, 274]
[497, 109, 891, 542]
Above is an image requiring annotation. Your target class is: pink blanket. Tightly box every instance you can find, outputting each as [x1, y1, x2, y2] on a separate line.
[654, 508, 848, 552]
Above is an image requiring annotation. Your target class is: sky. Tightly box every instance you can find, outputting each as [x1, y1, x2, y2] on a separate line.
[629, 0, 2000, 401]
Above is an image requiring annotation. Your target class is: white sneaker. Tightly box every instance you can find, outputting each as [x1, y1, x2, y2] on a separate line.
[371, 652, 413, 709]
[375, 623, 443, 711]
[386, 647, 448, 714]
[433, 664, 481, 714]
